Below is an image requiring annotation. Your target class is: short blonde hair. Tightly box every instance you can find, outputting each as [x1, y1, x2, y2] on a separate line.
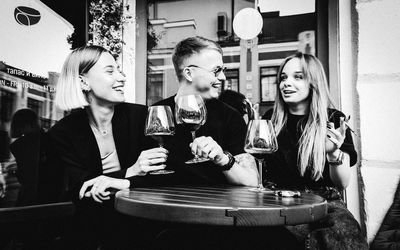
[55, 45, 109, 111]
[172, 36, 223, 82]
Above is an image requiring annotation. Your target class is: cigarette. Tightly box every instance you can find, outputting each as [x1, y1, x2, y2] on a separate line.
[344, 115, 357, 136]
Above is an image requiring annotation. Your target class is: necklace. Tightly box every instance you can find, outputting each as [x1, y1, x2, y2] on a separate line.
[90, 122, 111, 136]
[99, 129, 109, 136]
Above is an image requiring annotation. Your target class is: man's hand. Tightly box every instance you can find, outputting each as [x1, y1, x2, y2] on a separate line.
[190, 136, 229, 166]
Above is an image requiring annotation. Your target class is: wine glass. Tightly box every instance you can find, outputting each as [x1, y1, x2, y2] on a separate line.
[175, 94, 209, 164]
[244, 119, 278, 192]
[145, 105, 175, 175]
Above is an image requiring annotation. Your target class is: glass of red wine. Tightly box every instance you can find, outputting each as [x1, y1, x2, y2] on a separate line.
[175, 94, 209, 164]
[145, 105, 175, 175]
[244, 119, 278, 192]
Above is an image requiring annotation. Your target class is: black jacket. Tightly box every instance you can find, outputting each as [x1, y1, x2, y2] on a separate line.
[47, 103, 153, 201]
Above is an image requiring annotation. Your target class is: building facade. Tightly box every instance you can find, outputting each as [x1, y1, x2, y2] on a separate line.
[146, 0, 323, 117]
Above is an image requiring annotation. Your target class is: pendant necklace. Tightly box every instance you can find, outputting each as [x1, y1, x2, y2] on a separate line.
[90, 121, 111, 136]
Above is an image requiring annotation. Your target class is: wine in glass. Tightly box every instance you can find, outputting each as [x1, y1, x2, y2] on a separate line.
[175, 94, 209, 164]
[244, 119, 278, 192]
[145, 105, 175, 175]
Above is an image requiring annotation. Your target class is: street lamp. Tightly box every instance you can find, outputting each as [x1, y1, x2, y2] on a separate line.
[232, 7, 263, 40]
[232, 7, 263, 104]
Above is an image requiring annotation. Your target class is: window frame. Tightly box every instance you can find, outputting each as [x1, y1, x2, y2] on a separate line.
[259, 66, 279, 105]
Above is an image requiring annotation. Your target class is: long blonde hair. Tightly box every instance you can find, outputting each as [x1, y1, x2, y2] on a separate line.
[272, 52, 335, 180]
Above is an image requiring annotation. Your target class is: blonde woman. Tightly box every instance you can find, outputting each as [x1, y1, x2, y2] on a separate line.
[263, 52, 367, 249]
[48, 45, 169, 249]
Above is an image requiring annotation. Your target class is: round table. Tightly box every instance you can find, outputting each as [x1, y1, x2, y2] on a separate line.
[115, 185, 327, 226]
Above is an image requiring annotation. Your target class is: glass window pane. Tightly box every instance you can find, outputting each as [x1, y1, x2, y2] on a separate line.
[223, 69, 239, 92]
[260, 66, 278, 102]
[261, 67, 278, 76]
[147, 72, 164, 105]
[1, 0, 85, 207]
[259, 0, 315, 16]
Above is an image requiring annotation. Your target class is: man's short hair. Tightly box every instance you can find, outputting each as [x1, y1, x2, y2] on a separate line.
[172, 36, 223, 81]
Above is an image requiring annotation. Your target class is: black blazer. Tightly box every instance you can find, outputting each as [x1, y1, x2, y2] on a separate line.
[47, 103, 153, 201]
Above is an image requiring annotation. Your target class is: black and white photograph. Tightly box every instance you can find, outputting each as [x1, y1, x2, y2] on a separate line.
[0, 0, 398, 249]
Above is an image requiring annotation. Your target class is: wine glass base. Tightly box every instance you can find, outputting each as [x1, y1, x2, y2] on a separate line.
[185, 157, 210, 164]
[149, 170, 175, 175]
[248, 187, 273, 193]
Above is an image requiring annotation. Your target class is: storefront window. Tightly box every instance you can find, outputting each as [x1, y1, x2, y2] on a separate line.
[260, 66, 278, 103]
[223, 69, 239, 92]
[147, 72, 164, 106]
[0, 0, 86, 208]
[0, 89, 15, 123]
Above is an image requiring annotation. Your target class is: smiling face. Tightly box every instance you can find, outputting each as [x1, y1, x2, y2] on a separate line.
[186, 49, 226, 100]
[81, 52, 126, 106]
[279, 58, 311, 112]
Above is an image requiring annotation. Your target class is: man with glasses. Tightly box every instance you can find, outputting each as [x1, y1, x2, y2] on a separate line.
[155, 36, 258, 186]
[153, 36, 298, 250]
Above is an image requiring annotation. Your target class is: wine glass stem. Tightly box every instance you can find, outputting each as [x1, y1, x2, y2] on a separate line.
[191, 131, 196, 141]
[190, 131, 200, 160]
[257, 159, 264, 190]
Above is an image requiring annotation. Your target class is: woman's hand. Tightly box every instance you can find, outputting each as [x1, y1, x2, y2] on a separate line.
[79, 175, 130, 203]
[325, 117, 346, 157]
[126, 147, 168, 177]
[326, 117, 351, 188]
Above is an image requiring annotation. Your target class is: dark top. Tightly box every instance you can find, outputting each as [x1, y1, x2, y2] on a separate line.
[10, 130, 58, 205]
[154, 95, 247, 185]
[47, 103, 159, 202]
[262, 108, 357, 190]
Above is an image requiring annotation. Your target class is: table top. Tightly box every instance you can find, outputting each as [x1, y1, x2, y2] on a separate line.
[115, 185, 327, 226]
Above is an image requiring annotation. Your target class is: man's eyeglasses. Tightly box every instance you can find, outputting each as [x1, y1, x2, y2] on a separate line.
[186, 65, 227, 78]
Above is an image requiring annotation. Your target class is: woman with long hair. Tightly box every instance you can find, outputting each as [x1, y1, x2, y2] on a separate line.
[263, 52, 367, 249]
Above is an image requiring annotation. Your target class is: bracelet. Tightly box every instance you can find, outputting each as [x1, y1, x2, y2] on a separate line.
[221, 151, 236, 171]
[327, 150, 344, 165]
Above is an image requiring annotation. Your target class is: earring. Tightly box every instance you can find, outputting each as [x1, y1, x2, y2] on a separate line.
[80, 79, 91, 92]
